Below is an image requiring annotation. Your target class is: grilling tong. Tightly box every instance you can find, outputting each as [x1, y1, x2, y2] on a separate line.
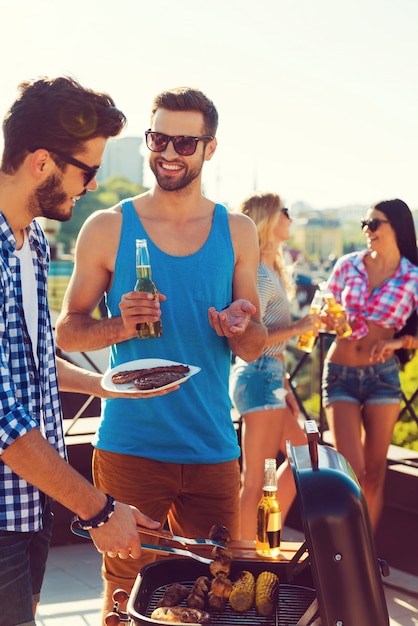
[70, 520, 227, 564]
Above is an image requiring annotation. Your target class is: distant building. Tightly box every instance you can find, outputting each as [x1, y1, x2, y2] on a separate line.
[97, 136, 144, 185]
[292, 212, 343, 260]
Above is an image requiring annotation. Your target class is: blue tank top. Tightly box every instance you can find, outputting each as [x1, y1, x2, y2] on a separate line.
[93, 199, 240, 464]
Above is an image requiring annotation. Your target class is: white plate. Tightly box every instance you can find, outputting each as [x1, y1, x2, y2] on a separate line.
[101, 358, 201, 394]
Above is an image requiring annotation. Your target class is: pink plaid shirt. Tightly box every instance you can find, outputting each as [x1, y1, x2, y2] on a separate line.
[326, 249, 418, 340]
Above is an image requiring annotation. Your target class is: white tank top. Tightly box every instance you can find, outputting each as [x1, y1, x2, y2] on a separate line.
[14, 232, 39, 368]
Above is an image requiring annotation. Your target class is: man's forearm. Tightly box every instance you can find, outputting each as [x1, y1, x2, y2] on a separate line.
[1, 429, 107, 520]
[56, 312, 132, 352]
[228, 320, 267, 362]
[56, 356, 104, 397]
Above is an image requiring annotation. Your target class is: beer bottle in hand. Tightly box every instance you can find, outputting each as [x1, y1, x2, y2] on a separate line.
[297, 287, 324, 352]
[256, 458, 281, 558]
[321, 282, 352, 338]
[135, 238, 162, 339]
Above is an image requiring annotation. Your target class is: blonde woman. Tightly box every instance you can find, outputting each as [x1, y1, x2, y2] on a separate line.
[230, 191, 320, 540]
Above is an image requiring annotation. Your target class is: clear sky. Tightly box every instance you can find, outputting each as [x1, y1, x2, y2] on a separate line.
[1, 0, 418, 210]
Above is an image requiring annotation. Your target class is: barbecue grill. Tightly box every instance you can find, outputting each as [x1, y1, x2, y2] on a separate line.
[128, 559, 316, 625]
[126, 421, 390, 625]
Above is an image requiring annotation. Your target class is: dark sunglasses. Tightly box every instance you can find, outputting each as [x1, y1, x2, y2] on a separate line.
[361, 218, 390, 232]
[30, 147, 100, 186]
[281, 207, 290, 219]
[145, 130, 214, 156]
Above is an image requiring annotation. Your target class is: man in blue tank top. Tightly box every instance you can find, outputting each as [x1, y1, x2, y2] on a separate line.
[56, 87, 267, 617]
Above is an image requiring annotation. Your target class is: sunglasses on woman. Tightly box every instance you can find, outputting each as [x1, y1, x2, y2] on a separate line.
[145, 130, 214, 156]
[361, 218, 390, 232]
[281, 207, 290, 219]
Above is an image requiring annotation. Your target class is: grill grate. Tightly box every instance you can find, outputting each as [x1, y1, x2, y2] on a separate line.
[135, 580, 316, 626]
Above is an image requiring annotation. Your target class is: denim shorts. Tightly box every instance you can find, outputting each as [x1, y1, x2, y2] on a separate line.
[230, 355, 288, 415]
[322, 356, 402, 407]
[0, 496, 53, 626]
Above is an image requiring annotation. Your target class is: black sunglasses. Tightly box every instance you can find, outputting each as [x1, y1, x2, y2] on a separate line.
[281, 207, 290, 219]
[361, 218, 390, 233]
[145, 130, 214, 156]
[30, 147, 100, 186]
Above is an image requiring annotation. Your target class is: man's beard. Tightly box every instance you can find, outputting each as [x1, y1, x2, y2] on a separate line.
[28, 173, 73, 222]
[149, 158, 203, 192]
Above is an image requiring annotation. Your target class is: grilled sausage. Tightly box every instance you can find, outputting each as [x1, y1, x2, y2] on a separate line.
[112, 364, 189, 385]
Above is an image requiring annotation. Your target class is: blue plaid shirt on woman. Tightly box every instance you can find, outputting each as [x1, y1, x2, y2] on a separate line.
[0, 213, 65, 532]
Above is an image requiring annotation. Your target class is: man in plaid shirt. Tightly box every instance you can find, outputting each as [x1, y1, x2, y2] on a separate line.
[0, 77, 161, 626]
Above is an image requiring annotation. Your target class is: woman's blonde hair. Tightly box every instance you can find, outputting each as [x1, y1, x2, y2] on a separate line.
[239, 191, 295, 297]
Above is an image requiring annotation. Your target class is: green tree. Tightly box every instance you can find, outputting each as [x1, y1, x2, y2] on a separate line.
[393, 351, 418, 449]
[57, 176, 147, 253]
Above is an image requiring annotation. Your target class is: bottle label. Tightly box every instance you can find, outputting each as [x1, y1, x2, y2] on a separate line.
[267, 529, 281, 549]
[267, 511, 281, 532]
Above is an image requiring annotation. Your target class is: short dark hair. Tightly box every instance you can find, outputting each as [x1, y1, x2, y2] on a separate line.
[150, 87, 218, 137]
[1, 76, 126, 173]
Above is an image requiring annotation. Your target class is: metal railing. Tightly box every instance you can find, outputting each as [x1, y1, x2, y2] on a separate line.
[56, 347, 103, 437]
[60, 339, 417, 446]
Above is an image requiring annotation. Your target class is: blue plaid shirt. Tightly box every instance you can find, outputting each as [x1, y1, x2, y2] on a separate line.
[0, 213, 65, 532]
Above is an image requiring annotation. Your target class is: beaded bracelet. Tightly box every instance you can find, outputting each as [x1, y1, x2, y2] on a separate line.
[76, 494, 116, 530]
[401, 335, 416, 350]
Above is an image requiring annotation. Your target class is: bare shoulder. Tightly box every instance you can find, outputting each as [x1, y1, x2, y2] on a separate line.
[75, 202, 124, 248]
[72, 203, 124, 273]
[227, 210, 258, 253]
[227, 210, 255, 231]
[82, 201, 122, 230]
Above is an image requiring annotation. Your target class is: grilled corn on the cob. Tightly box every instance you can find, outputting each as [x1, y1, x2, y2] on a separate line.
[229, 570, 255, 612]
[255, 571, 279, 616]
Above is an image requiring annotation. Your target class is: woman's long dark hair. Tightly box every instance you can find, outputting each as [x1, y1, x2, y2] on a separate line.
[374, 199, 418, 364]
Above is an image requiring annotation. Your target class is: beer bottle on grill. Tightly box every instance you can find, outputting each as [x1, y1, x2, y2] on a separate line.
[134, 238, 162, 339]
[256, 458, 281, 558]
[296, 287, 324, 353]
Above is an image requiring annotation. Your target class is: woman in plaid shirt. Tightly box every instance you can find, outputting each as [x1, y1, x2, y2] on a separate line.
[321, 198, 418, 531]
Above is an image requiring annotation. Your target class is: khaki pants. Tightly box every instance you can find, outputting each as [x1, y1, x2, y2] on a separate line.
[92, 449, 240, 587]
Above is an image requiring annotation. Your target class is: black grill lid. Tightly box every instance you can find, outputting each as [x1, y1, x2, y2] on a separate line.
[286, 420, 389, 626]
